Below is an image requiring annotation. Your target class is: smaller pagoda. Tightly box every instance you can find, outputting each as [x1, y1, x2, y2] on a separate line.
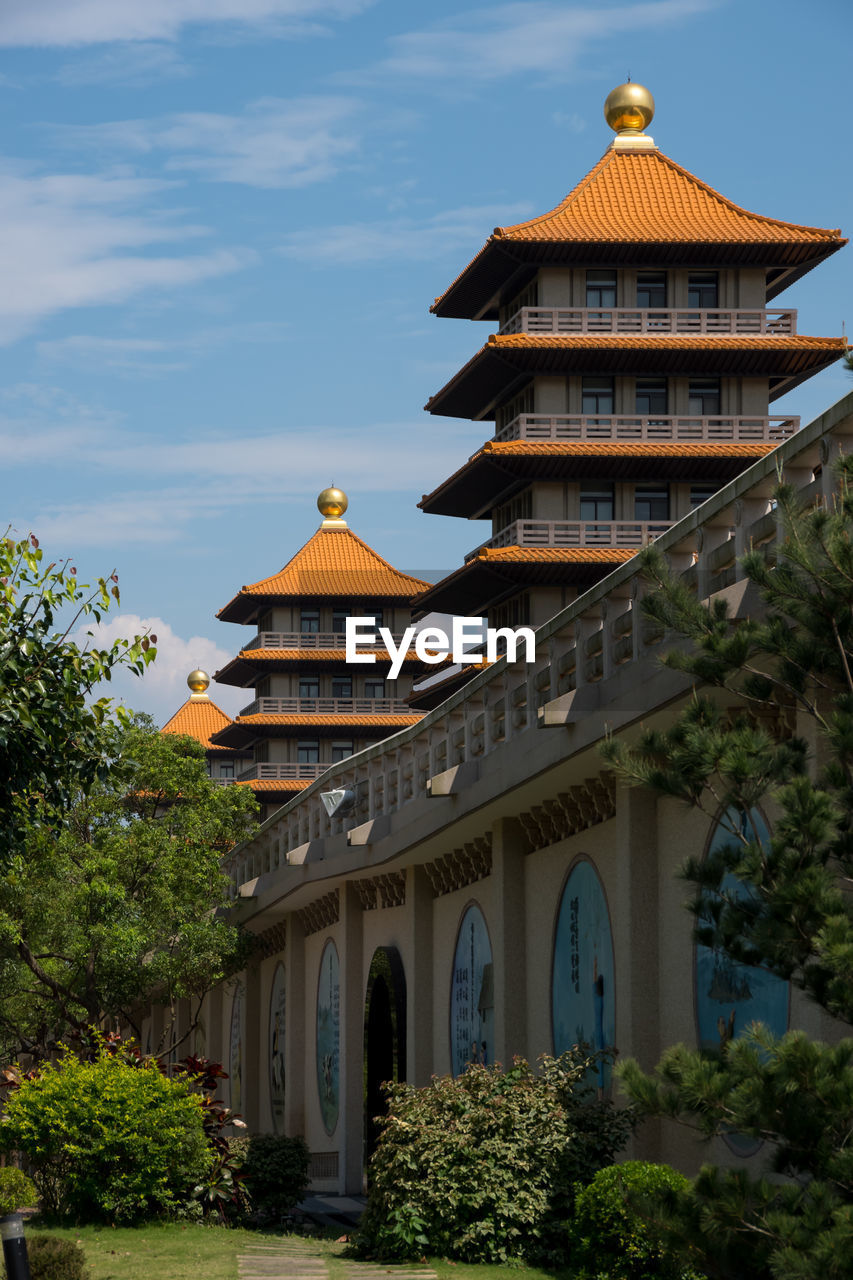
[160, 669, 251, 782]
[210, 488, 428, 820]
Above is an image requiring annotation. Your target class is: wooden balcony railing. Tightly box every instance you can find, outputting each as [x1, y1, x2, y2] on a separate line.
[243, 631, 407, 651]
[238, 697, 414, 717]
[499, 306, 797, 336]
[471, 519, 674, 557]
[237, 763, 331, 781]
[494, 413, 800, 444]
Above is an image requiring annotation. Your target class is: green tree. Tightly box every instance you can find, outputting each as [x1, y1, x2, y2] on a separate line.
[601, 456, 853, 1278]
[0, 534, 154, 862]
[0, 719, 257, 1063]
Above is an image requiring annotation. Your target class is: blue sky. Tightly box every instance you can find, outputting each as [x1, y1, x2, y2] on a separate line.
[1, 0, 850, 722]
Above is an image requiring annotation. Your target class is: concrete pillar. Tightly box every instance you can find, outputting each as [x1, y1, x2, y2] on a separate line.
[491, 818, 528, 1064]
[340, 884, 364, 1194]
[405, 865, 434, 1086]
[286, 914, 306, 1138]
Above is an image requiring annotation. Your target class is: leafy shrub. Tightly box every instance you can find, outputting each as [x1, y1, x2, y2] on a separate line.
[243, 1134, 310, 1223]
[571, 1161, 704, 1280]
[21, 1235, 89, 1280]
[0, 1048, 211, 1223]
[353, 1049, 636, 1264]
[0, 1166, 37, 1215]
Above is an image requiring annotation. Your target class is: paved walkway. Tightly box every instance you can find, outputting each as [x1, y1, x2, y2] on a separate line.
[237, 1238, 438, 1280]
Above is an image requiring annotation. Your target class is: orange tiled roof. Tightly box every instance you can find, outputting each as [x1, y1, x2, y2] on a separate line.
[218, 526, 431, 621]
[432, 147, 846, 317]
[481, 439, 775, 459]
[475, 547, 637, 564]
[234, 713, 424, 727]
[235, 779, 310, 793]
[234, 649, 420, 662]
[494, 149, 843, 246]
[161, 696, 234, 752]
[489, 333, 845, 353]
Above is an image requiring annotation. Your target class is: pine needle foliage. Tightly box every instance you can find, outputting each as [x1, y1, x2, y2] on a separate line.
[601, 454, 853, 1278]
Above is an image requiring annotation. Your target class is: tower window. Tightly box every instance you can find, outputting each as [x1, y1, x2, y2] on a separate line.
[332, 607, 350, 634]
[582, 377, 615, 415]
[300, 608, 320, 633]
[634, 485, 670, 521]
[297, 741, 320, 764]
[299, 677, 320, 698]
[636, 272, 667, 308]
[586, 270, 617, 308]
[690, 485, 716, 507]
[688, 272, 719, 308]
[635, 379, 668, 416]
[365, 678, 386, 699]
[688, 379, 721, 415]
[332, 676, 352, 699]
[331, 740, 354, 763]
[580, 484, 615, 521]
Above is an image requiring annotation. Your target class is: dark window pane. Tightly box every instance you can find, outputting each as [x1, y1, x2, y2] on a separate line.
[331, 740, 354, 763]
[636, 272, 667, 309]
[688, 272, 718, 308]
[297, 740, 320, 764]
[300, 609, 319, 633]
[634, 485, 670, 521]
[582, 377, 614, 415]
[365, 679, 386, 699]
[690, 486, 716, 507]
[580, 483, 614, 521]
[332, 608, 350, 634]
[299, 678, 320, 698]
[635, 379, 668, 415]
[332, 677, 352, 699]
[688, 379, 721, 415]
[586, 269, 617, 308]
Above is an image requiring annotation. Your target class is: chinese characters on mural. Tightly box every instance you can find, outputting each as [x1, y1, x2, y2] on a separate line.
[450, 904, 494, 1076]
[229, 983, 245, 1114]
[316, 941, 340, 1134]
[269, 963, 286, 1134]
[552, 860, 615, 1095]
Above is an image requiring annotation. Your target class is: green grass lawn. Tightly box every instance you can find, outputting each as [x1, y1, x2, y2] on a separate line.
[13, 1222, 568, 1280]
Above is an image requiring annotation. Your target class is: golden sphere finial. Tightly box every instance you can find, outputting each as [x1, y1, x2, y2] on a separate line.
[604, 81, 655, 135]
[317, 486, 348, 520]
[187, 669, 210, 694]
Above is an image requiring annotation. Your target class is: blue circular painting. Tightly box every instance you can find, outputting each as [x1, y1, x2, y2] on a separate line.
[316, 941, 340, 1135]
[450, 905, 494, 1076]
[552, 859, 616, 1093]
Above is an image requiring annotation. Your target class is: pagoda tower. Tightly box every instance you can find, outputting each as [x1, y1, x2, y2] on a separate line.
[417, 82, 847, 627]
[160, 668, 251, 782]
[210, 488, 428, 821]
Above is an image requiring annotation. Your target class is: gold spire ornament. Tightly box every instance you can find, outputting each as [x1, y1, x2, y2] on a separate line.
[187, 669, 211, 698]
[604, 82, 656, 151]
[317, 486, 349, 528]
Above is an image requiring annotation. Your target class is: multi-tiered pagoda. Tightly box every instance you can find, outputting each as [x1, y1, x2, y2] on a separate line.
[210, 488, 427, 821]
[161, 668, 251, 782]
[417, 83, 846, 627]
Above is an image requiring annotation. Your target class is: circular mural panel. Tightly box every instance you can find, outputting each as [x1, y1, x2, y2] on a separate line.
[449, 904, 494, 1076]
[552, 859, 616, 1095]
[269, 963, 287, 1134]
[316, 941, 340, 1135]
[695, 810, 789, 1154]
[229, 984, 245, 1115]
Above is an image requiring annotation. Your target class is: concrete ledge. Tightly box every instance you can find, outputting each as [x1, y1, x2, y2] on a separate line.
[426, 761, 480, 796]
[346, 816, 391, 847]
[537, 689, 577, 727]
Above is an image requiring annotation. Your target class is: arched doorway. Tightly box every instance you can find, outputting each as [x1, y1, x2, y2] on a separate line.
[363, 947, 407, 1170]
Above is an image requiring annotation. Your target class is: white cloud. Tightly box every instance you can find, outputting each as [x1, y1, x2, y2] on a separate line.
[357, 0, 719, 83]
[36, 321, 290, 374]
[0, 166, 252, 343]
[51, 96, 361, 189]
[56, 41, 191, 87]
[0, 0, 372, 47]
[72, 613, 244, 725]
[276, 202, 533, 264]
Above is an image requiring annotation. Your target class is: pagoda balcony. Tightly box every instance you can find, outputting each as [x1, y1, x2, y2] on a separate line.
[494, 413, 800, 443]
[470, 518, 675, 557]
[499, 306, 797, 336]
[237, 763, 330, 781]
[238, 696, 414, 717]
[243, 631, 409, 651]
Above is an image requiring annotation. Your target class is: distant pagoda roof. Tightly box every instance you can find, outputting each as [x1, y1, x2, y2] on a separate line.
[425, 334, 847, 420]
[415, 547, 635, 617]
[218, 525, 432, 623]
[433, 147, 846, 318]
[421, 439, 780, 517]
[212, 712, 423, 750]
[161, 687, 237, 754]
